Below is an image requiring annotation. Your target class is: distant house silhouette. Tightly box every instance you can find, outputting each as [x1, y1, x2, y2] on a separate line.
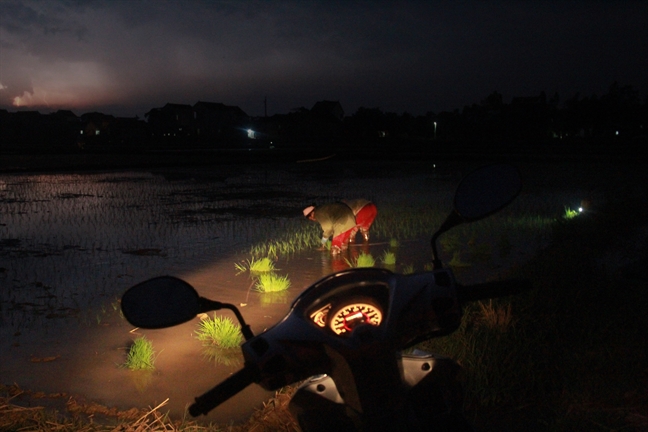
[110, 116, 151, 149]
[311, 100, 344, 122]
[193, 101, 249, 142]
[75, 112, 149, 150]
[50, 109, 78, 123]
[1, 111, 41, 151]
[1, 81, 644, 156]
[144, 101, 248, 146]
[80, 112, 114, 137]
[77, 112, 114, 150]
[145, 103, 195, 138]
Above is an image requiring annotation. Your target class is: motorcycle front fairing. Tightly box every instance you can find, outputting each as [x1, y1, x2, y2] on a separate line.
[239, 266, 463, 417]
[289, 351, 467, 432]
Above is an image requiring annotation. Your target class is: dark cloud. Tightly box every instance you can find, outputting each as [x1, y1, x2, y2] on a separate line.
[1, 0, 646, 117]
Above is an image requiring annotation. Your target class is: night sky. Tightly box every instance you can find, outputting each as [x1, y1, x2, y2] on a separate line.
[1, 0, 647, 118]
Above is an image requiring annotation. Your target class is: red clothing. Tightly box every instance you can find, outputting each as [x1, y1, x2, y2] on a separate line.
[355, 202, 377, 232]
[343, 199, 377, 242]
[331, 228, 354, 249]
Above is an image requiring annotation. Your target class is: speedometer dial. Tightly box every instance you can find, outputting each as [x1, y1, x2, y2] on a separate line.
[329, 302, 383, 335]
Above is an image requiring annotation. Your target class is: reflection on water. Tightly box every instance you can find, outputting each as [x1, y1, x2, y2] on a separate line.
[0, 162, 565, 424]
[201, 345, 243, 368]
[258, 290, 291, 307]
[129, 369, 155, 394]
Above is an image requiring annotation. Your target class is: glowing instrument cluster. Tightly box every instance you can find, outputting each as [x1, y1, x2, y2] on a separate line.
[310, 300, 383, 336]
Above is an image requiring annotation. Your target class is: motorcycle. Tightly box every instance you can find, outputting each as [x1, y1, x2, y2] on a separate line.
[121, 163, 529, 431]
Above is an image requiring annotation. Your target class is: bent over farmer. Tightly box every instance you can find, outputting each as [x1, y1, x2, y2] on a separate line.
[342, 199, 378, 242]
[303, 203, 356, 254]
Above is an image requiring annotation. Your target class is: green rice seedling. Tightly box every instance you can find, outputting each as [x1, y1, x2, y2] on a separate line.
[346, 252, 376, 268]
[195, 314, 244, 348]
[255, 273, 291, 293]
[381, 250, 397, 265]
[449, 251, 471, 268]
[402, 264, 416, 274]
[248, 223, 320, 258]
[563, 206, 580, 220]
[249, 257, 276, 272]
[123, 336, 156, 371]
[389, 238, 400, 248]
[235, 256, 276, 274]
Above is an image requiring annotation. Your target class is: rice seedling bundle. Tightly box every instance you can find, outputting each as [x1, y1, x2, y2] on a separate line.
[402, 264, 416, 274]
[346, 252, 376, 268]
[195, 315, 244, 348]
[123, 336, 156, 370]
[235, 256, 276, 273]
[381, 251, 397, 265]
[255, 273, 291, 293]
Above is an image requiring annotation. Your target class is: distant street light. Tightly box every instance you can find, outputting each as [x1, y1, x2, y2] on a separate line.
[433, 122, 437, 139]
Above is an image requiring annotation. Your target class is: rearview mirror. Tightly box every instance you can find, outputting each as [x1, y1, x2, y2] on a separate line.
[121, 276, 201, 328]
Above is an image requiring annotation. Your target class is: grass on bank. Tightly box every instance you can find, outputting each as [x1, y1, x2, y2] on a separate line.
[414, 194, 648, 431]
[0, 383, 298, 432]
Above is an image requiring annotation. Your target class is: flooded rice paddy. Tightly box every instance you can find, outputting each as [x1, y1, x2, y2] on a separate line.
[0, 159, 586, 425]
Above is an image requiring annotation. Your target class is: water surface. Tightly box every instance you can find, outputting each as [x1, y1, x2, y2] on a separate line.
[0, 160, 575, 424]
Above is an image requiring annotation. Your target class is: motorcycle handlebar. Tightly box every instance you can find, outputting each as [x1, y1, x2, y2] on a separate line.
[456, 278, 531, 304]
[186, 278, 530, 417]
[188, 364, 260, 417]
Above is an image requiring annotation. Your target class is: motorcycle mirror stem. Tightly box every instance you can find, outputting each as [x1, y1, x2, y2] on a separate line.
[121, 276, 254, 340]
[199, 298, 255, 340]
[430, 210, 463, 269]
